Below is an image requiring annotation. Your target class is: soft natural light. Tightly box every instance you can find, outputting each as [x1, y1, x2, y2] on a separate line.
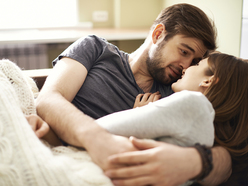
[240, 0, 248, 59]
[0, 0, 78, 29]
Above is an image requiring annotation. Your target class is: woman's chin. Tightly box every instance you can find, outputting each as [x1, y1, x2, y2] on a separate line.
[171, 82, 179, 92]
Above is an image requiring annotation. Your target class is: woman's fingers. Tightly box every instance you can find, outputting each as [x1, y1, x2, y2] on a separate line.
[141, 93, 152, 101]
[136, 94, 144, 101]
[133, 94, 144, 108]
[146, 92, 161, 102]
[133, 92, 161, 108]
[153, 93, 162, 102]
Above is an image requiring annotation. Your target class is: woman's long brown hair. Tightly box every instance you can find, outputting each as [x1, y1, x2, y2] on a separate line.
[204, 52, 248, 159]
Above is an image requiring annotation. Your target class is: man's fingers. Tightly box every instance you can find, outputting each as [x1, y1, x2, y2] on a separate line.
[35, 121, 49, 138]
[111, 175, 153, 186]
[108, 150, 151, 165]
[105, 163, 154, 177]
[105, 164, 158, 186]
[130, 136, 161, 150]
[25, 114, 38, 131]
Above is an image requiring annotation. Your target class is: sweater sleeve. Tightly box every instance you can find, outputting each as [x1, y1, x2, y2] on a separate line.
[96, 90, 215, 147]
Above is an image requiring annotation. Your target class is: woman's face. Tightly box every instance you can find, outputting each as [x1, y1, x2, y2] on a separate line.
[171, 58, 210, 93]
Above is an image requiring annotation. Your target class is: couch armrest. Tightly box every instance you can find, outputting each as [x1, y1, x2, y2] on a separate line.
[23, 68, 52, 90]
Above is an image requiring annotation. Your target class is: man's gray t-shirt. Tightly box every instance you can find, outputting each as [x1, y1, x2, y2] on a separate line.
[53, 35, 173, 119]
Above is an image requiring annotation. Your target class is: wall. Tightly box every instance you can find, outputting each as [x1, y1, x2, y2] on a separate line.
[163, 0, 243, 57]
[77, 0, 243, 56]
[78, 0, 114, 28]
[78, 0, 163, 28]
[240, 0, 248, 59]
[114, 0, 163, 28]
[77, 0, 164, 53]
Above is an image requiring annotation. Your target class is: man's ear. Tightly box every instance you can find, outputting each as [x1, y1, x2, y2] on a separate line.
[152, 24, 166, 44]
[200, 75, 215, 88]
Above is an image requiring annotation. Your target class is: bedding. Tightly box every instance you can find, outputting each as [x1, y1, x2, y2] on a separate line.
[0, 59, 113, 186]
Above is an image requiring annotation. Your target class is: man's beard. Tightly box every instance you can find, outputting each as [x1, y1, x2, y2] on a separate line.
[146, 57, 168, 84]
[146, 53, 178, 85]
[146, 41, 171, 85]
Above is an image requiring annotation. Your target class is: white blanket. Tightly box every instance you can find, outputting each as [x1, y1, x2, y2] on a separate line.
[0, 59, 113, 186]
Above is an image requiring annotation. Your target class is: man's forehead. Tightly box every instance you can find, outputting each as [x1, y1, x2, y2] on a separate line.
[179, 35, 207, 57]
[181, 43, 195, 53]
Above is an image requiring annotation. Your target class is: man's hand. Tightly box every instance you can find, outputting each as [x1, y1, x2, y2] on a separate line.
[104, 137, 201, 186]
[25, 114, 62, 146]
[84, 127, 138, 170]
[133, 92, 161, 108]
[25, 114, 50, 138]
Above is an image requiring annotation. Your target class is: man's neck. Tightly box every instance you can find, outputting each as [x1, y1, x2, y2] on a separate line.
[135, 76, 154, 93]
[129, 43, 154, 93]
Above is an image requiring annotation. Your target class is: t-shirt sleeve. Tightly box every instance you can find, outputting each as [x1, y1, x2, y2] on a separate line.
[96, 90, 215, 147]
[52, 35, 106, 71]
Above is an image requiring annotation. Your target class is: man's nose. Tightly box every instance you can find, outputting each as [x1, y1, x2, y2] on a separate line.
[179, 58, 193, 69]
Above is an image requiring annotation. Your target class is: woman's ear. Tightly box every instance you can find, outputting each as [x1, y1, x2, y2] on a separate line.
[200, 75, 215, 88]
[152, 24, 166, 44]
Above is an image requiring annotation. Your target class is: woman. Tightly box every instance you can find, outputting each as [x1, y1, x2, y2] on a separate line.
[0, 52, 247, 185]
[105, 52, 248, 186]
[96, 57, 215, 148]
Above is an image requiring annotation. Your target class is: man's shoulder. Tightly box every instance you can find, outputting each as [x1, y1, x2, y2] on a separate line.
[76, 35, 108, 46]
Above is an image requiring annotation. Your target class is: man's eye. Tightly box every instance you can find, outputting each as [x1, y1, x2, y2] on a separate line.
[181, 49, 187, 55]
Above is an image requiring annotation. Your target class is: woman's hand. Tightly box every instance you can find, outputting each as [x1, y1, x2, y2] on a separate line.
[133, 92, 161, 108]
[105, 137, 201, 186]
[25, 114, 50, 138]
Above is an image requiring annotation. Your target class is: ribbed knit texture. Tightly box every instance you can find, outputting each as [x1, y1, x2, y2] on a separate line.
[0, 59, 113, 186]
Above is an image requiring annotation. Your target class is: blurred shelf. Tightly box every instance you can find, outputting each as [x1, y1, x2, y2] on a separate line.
[23, 68, 52, 90]
[0, 28, 149, 44]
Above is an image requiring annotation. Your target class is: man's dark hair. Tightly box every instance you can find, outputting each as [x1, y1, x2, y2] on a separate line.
[152, 3, 217, 56]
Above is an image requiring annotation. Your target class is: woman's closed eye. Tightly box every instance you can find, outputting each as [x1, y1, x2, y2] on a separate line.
[191, 60, 200, 66]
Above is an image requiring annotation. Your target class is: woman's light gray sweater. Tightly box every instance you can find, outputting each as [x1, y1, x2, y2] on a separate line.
[97, 90, 215, 147]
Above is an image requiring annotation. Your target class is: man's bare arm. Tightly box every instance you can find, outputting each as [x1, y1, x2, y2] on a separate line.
[200, 146, 232, 185]
[36, 57, 136, 169]
[36, 57, 91, 146]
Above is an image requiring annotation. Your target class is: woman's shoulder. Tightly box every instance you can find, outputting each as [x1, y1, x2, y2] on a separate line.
[170, 90, 210, 105]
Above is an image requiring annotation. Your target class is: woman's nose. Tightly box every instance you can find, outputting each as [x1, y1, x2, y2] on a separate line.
[182, 69, 186, 75]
